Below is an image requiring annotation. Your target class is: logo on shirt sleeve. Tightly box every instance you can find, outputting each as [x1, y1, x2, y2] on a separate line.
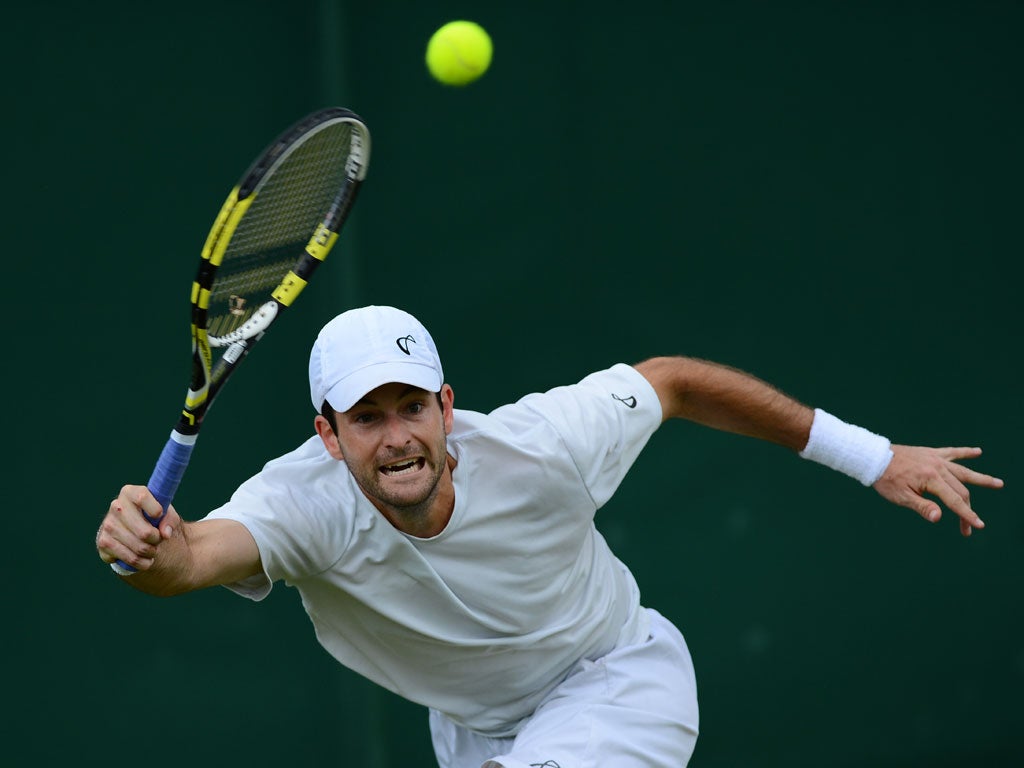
[611, 393, 637, 409]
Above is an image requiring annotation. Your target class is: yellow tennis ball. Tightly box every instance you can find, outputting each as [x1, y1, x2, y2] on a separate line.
[425, 20, 493, 86]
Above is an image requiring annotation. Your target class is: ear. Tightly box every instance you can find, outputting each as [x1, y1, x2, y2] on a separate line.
[440, 384, 455, 435]
[314, 414, 345, 461]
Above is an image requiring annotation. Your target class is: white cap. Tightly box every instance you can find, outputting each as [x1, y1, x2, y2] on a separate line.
[309, 306, 444, 413]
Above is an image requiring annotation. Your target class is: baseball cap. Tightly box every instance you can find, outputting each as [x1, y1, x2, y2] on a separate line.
[309, 305, 444, 413]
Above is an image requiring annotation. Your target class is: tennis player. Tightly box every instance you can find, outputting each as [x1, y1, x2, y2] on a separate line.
[96, 305, 1002, 768]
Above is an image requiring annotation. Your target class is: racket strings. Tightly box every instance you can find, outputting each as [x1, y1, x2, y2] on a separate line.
[207, 122, 356, 339]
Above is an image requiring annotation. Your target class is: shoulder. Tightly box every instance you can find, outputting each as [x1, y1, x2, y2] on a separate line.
[505, 363, 660, 432]
[459, 364, 663, 506]
[205, 435, 364, 579]
[449, 364, 661, 457]
[207, 435, 359, 544]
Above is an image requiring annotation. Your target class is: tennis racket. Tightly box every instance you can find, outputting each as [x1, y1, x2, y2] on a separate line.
[112, 107, 370, 575]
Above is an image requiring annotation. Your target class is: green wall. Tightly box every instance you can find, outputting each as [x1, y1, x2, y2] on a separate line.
[9, 2, 1020, 766]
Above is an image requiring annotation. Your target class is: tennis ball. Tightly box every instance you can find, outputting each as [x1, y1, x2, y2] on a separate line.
[425, 20, 493, 86]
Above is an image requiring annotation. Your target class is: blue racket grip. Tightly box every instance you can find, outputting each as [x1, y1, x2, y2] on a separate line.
[111, 432, 196, 575]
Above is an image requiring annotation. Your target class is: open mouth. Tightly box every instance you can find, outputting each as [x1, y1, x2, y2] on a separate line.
[379, 457, 426, 476]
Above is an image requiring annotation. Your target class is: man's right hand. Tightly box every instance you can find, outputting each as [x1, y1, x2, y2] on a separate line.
[96, 484, 180, 573]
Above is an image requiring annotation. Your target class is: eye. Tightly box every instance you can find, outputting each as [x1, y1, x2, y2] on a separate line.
[406, 401, 425, 415]
[351, 411, 378, 425]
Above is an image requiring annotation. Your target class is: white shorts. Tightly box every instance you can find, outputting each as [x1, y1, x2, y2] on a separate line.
[429, 609, 699, 768]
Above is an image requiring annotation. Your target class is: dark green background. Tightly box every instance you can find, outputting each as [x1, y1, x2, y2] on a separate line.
[8, 2, 1020, 766]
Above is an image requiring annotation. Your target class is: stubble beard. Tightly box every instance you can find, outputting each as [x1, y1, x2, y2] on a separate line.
[347, 434, 449, 522]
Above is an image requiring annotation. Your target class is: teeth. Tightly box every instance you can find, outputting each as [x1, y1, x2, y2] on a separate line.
[382, 458, 420, 475]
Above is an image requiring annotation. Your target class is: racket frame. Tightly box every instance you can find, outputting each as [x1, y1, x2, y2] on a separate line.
[111, 107, 369, 575]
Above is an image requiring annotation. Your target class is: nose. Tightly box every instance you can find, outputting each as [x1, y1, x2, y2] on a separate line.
[381, 413, 412, 449]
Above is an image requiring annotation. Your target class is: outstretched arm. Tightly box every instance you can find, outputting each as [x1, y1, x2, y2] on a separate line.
[634, 356, 1003, 536]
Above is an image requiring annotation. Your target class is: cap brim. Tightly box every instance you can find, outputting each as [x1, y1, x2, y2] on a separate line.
[322, 361, 443, 413]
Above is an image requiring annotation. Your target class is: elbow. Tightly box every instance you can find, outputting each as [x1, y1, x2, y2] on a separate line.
[634, 356, 700, 421]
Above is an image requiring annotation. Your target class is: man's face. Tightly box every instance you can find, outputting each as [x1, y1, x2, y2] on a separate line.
[319, 382, 454, 520]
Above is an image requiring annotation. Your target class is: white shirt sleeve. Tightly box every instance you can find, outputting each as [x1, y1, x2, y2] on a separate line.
[203, 436, 356, 598]
[499, 363, 663, 508]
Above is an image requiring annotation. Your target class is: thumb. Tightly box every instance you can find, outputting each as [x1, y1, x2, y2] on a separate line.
[874, 475, 942, 524]
[911, 498, 942, 524]
[159, 504, 182, 539]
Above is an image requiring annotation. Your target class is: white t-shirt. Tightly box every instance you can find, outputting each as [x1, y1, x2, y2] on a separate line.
[205, 363, 663, 736]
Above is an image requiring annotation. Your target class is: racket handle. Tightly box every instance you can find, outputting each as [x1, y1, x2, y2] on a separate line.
[111, 431, 196, 576]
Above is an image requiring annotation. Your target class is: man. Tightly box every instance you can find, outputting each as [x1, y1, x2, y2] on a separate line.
[96, 305, 1003, 768]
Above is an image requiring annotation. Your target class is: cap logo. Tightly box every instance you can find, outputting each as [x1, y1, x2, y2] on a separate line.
[396, 334, 416, 355]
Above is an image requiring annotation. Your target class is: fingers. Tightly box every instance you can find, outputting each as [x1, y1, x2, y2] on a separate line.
[932, 448, 1005, 534]
[96, 515, 157, 571]
[949, 464, 1005, 492]
[876, 445, 1002, 537]
[931, 447, 1005, 488]
[924, 464, 985, 532]
[934, 446, 983, 461]
[95, 485, 166, 571]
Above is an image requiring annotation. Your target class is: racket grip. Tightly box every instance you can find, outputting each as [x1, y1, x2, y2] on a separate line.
[147, 431, 196, 519]
[111, 431, 196, 576]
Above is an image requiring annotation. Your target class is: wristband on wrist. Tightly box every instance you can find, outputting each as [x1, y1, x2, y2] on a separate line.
[798, 408, 894, 486]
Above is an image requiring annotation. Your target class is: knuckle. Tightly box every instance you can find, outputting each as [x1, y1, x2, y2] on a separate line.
[122, 551, 148, 570]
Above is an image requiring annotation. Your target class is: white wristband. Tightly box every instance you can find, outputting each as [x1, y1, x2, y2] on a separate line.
[799, 408, 894, 486]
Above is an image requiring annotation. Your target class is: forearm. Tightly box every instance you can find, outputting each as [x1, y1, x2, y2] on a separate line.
[635, 356, 813, 450]
[122, 519, 262, 596]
